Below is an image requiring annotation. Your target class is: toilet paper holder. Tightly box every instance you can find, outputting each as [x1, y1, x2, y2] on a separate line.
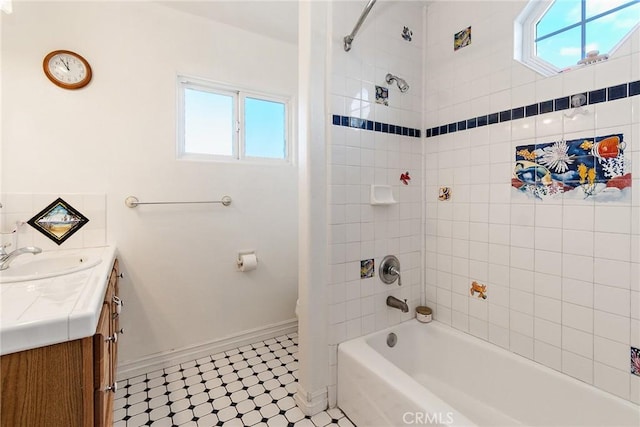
[236, 250, 258, 271]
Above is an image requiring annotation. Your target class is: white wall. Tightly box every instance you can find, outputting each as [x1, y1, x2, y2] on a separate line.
[424, 1, 639, 404]
[326, 0, 425, 405]
[1, 1, 298, 364]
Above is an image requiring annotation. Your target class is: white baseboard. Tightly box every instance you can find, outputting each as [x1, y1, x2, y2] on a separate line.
[117, 318, 298, 381]
[294, 383, 328, 416]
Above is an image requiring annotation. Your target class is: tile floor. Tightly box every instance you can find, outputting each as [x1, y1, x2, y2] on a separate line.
[114, 332, 354, 427]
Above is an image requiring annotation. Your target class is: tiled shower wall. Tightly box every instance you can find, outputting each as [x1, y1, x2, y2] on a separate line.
[326, 1, 424, 405]
[424, 1, 639, 404]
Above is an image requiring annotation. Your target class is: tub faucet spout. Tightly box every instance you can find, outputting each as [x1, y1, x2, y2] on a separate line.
[386, 296, 409, 313]
[0, 246, 42, 270]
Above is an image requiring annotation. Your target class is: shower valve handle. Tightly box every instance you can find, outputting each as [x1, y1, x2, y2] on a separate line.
[389, 266, 402, 286]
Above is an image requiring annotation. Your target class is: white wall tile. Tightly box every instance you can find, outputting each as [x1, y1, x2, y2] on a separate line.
[594, 259, 631, 289]
[595, 206, 631, 234]
[562, 230, 594, 257]
[510, 310, 534, 336]
[488, 323, 510, 349]
[594, 310, 630, 344]
[631, 318, 640, 350]
[631, 291, 640, 320]
[562, 205, 594, 231]
[511, 225, 535, 248]
[596, 362, 632, 402]
[632, 375, 640, 405]
[563, 326, 594, 359]
[535, 250, 562, 276]
[535, 340, 562, 371]
[594, 336, 629, 370]
[594, 285, 631, 317]
[511, 204, 535, 226]
[535, 317, 561, 347]
[562, 350, 593, 384]
[511, 289, 534, 315]
[596, 98, 632, 129]
[535, 227, 562, 252]
[535, 295, 562, 324]
[594, 232, 631, 261]
[562, 302, 594, 333]
[562, 253, 594, 282]
[510, 331, 534, 359]
[562, 278, 594, 308]
[534, 204, 562, 229]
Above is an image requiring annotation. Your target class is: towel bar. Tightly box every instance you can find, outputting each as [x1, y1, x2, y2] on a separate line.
[124, 195, 232, 208]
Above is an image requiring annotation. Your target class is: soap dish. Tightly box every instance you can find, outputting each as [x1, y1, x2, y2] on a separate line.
[370, 185, 397, 205]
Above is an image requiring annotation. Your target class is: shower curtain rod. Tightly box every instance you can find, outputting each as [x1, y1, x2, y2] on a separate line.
[343, 0, 377, 52]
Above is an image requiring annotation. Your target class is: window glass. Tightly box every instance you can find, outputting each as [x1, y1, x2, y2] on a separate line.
[178, 78, 290, 163]
[536, 25, 582, 70]
[586, 3, 640, 51]
[536, 0, 580, 36]
[585, 0, 630, 18]
[244, 97, 286, 159]
[518, 0, 640, 75]
[184, 88, 234, 156]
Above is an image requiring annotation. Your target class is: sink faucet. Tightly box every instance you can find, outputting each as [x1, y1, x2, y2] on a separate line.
[386, 296, 409, 313]
[0, 246, 42, 270]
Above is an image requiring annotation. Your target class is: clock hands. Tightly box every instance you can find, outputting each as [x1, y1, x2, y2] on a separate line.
[60, 58, 70, 71]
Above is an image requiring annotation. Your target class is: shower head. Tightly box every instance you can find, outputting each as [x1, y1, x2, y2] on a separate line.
[385, 73, 409, 93]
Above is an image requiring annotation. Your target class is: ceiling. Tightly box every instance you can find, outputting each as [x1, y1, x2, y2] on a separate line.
[158, 1, 299, 44]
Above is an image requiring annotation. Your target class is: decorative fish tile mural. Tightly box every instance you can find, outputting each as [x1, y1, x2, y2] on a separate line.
[512, 134, 631, 202]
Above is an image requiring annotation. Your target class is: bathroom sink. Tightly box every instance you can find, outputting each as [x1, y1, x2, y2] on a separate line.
[0, 253, 102, 284]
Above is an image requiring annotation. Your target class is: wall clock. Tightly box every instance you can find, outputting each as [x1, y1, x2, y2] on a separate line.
[43, 50, 92, 89]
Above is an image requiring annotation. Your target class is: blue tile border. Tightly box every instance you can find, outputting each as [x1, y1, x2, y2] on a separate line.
[426, 80, 640, 138]
[331, 115, 421, 138]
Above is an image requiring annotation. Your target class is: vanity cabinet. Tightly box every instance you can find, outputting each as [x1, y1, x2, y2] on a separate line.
[0, 258, 122, 427]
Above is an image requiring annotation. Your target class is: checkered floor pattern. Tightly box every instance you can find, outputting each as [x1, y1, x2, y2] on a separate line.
[113, 332, 353, 427]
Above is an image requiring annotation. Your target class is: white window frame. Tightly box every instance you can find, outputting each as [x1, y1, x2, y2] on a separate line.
[177, 75, 292, 165]
[514, 0, 640, 76]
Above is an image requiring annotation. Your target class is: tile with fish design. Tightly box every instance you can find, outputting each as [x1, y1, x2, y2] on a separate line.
[632, 347, 640, 377]
[375, 85, 389, 106]
[454, 26, 471, 51]
[361, 258, 374, 279]
[512, 133, 631, 202]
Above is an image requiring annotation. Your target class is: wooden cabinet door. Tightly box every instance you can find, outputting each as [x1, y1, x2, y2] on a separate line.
[111, 259, 120, 377]
[93, 302, 113, 427]
[0, 338, 94, 427]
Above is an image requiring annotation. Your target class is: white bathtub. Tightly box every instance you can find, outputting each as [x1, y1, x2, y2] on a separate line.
[338, 319, 640, 427]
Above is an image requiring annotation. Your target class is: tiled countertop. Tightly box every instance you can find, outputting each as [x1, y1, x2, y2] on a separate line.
[0, 245, 117, 356]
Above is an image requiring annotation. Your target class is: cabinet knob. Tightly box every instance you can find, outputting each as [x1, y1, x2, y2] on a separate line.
[105, 382, 118, 393]
[118, 327, 125, 335]
[106, 332, 118, 343]
[117, 273, 123, 279]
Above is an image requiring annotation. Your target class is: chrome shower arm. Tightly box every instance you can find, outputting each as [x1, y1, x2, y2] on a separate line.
[344, 0, 377, 52]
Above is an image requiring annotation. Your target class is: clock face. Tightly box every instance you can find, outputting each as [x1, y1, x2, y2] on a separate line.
[43, 50, 92, 89]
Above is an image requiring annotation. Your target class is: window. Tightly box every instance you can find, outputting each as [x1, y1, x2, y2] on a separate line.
[515, 0, 640, 75]
[178, 77, 290, 163]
